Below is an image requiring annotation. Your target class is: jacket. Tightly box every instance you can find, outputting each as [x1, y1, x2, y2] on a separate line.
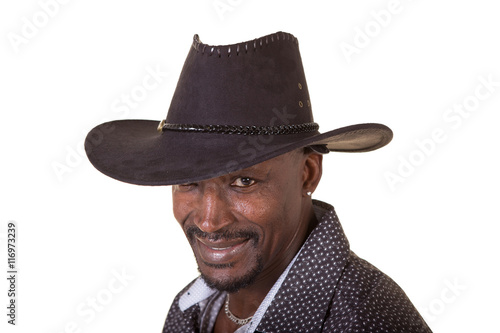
[162, 200, 432, 332]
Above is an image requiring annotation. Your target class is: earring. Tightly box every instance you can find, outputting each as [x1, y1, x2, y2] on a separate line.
[306, 191, 312, 196]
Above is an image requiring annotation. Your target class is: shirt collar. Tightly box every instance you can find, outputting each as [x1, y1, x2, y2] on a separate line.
[178, 248, 302, 326]
[179, 278, 216, 312]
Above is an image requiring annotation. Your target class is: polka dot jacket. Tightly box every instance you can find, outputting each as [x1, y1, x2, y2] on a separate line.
[162, 200, 432, 332]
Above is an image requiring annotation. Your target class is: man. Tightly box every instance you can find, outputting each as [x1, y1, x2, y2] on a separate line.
[85, 31, 431, 332]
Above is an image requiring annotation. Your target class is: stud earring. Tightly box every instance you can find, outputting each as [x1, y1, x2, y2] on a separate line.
[306, 191, 312, 196]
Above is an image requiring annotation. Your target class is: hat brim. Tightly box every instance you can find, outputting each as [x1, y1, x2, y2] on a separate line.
[84, 120, 392, 186]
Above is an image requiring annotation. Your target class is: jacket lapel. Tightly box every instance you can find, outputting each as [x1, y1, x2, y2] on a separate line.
[256, 202, 350, 332]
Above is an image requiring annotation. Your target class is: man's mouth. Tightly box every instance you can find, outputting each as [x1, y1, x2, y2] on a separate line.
[195, 237, 250, 266]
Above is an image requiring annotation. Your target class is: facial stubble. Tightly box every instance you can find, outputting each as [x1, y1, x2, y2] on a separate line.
[186, 226, 264, 293]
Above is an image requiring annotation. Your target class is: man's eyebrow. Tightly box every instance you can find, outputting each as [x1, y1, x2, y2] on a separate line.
[231, 165, 272, 177]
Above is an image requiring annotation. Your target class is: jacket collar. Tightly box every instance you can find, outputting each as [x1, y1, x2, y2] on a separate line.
[256, 200, 350, 332]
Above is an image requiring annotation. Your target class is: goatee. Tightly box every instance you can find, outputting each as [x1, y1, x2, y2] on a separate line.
[185, 226, 263, 293]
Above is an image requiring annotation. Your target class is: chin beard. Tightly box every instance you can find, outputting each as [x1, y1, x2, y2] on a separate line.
[199, 255, 264, 293]
[186, 225, 263, 293]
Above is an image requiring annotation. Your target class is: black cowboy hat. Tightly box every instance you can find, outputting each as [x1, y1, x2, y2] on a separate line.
[85, 31, 392, 186]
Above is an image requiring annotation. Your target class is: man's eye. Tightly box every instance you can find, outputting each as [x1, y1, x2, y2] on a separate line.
[231, 177, 256, 187]
[175, 183, 197, 191]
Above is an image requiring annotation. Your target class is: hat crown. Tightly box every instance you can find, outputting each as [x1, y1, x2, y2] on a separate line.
[165, 32, 315, 128]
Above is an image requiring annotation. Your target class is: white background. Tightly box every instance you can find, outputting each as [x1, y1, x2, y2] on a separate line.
[1, 0, 499, 332]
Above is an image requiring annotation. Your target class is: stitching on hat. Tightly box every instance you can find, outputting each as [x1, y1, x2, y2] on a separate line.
[191, 32, 298, 58]
[159, 122, 319, 135]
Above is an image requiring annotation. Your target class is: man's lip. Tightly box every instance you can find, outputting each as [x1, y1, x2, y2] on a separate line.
[196, 237, 249, 249]
[195, 237, 250, 264]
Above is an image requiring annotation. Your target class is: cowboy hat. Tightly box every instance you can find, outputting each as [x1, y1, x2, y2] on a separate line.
[85, 31, 392, 186]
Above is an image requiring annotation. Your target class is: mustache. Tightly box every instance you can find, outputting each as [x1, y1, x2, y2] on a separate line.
[185, 226, 259, 243]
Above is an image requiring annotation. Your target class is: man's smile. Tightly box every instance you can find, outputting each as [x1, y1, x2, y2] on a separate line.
[195, 236, 251, 266]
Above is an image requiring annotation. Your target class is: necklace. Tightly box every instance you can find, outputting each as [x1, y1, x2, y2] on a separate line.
[224, 294, 253, 326]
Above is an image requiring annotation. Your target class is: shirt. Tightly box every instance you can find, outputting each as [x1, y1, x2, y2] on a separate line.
[162, 200, 432, 332]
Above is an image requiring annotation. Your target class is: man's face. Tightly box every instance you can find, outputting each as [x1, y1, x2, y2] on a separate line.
[172, 150, 318, 293]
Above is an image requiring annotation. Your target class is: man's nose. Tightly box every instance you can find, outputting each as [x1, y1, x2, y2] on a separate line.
[194, 186, 233, 233]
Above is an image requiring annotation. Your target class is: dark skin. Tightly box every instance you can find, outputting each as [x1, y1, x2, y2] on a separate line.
[172, 149, 323, 333]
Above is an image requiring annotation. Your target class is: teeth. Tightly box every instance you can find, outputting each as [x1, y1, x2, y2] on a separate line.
[210, 246, 231, 251]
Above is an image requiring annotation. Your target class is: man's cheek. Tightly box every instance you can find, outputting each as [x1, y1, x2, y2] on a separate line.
[172, 202, 189, 225]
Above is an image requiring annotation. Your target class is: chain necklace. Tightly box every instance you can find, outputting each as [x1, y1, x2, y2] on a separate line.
[224, 294, 253, 326]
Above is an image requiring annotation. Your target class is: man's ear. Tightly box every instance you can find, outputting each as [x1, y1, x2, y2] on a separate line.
[301, 152, 323, 197]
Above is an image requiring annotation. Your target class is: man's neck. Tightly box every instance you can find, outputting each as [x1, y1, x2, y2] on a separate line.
[222, 203, 318, 321]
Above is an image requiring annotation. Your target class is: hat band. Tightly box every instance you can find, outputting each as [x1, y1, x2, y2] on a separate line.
[157, 120, 319, 135]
